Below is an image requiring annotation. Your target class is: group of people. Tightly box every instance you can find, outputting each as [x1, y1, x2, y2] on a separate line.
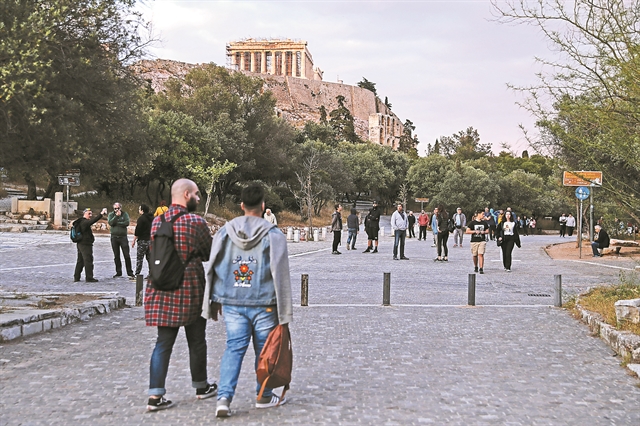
[330, 203, 525, 273]
[558, 213, 577, 237]
[73, 202, 155, 282]
[72, 181, 292, 416]
[143, 180, 292, 416]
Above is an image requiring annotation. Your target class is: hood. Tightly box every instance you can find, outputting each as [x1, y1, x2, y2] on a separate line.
[225, 215, 275, 250]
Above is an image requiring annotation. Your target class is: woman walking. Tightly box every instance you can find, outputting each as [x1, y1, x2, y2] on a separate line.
[497, 210, 521, 272]
[435, 207, 450, 261]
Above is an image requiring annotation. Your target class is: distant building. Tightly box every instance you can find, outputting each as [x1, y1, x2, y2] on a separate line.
[226, 38, 324, 81]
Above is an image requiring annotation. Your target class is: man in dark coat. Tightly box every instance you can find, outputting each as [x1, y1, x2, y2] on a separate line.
[144, 178, 216, 411]
[73, 207, 108, 282]
[131, 204, 154, 279]
[363, 201, 381, 253]
[591, 225, 610, 257]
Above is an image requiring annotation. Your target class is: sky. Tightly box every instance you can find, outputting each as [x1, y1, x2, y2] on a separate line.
[136, 0, 553, 156]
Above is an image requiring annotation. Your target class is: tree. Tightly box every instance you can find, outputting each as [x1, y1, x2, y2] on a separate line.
[0, 0, 151, 198]
[329, 95, 360, 143]
[397, 119, 419, 158]
[438, 127, 492, 161]
[187, 160, 237, 215]
[493, 0, 640, 215]
[384, 96, 392, 110]
[357, 77, 377, 95]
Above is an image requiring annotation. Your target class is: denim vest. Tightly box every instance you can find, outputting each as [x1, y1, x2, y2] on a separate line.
[211, 227, 277, 307]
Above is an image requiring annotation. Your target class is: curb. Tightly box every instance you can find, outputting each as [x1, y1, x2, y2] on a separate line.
[575, 303, 640, 363]
[0, 293, 127, 342]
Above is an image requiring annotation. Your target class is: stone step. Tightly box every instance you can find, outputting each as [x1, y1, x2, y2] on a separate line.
[19, 220, 39, 225]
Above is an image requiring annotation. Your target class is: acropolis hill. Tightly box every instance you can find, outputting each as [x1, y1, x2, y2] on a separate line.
[132, 39, 406, 148]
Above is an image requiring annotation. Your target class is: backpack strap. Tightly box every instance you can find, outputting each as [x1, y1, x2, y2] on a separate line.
[161, 211, 190, 264]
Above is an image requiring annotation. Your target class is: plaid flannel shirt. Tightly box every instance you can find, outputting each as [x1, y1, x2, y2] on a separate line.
[144, 205, 212, 327]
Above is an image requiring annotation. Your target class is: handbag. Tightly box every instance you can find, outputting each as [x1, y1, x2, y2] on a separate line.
[496, 238, 502, 247]
[256, 323, 292, 402]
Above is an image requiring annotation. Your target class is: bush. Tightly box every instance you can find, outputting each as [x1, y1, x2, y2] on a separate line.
[272, 186, 298, 211]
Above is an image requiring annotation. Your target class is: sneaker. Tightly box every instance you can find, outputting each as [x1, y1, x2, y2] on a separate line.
[86, 278, 99, 282]
[506, 269, 511, 272]
[393, 256, 398, 260]
[400, 256, 409, 260]
[256, 394, 287, 409]
[442, 257, 448, 261]
[346, 245, 350, 250]
[332, 251, 341, 255]
[453, 244, 458, 247]
[434, 258, 441, 262]
[479, 268, 484, 274]
[372, 248, 378, 253]
[129, 275, 138, 281]
[216, 397, 230, 417]
[363, 247, 371, 253]
[474, 266, 478, 273]
[196, 382, 218, 399]
[113, 273, 122, 278]
[73, 278, 80, 282]
[352, 246, 356, 250]
[431, 244, 436, 247]
[147, 396, 174, 411]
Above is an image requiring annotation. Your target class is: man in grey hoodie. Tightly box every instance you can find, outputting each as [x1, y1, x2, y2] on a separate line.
[202, 184, 293, 418]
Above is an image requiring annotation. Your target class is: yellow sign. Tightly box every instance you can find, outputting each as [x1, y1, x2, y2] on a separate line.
[563, 171, 603, 187]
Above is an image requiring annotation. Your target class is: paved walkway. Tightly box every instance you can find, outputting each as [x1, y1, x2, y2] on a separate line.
[1, 230, 639, 424]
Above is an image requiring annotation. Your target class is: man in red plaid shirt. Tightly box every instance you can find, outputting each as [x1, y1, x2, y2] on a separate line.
[144, 178, 216, 411]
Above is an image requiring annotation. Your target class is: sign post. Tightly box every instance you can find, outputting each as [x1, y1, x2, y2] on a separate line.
[564, 171, 602, 247]
[414, 198, 429, 211]
[58, 171, 81, 228]
[575, 186, 590, 259]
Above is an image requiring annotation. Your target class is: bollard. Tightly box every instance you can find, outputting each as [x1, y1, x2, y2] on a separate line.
[136, 275, 144, 306]
[293, 229, 300, 243]
[322, 227, 327, 241]
[301, 274, 309, 306]
[554, 275, 562, 307]
[383, 272, 391, 306]
[313, 229, 319, 242]
[380, 227, 385, 238]
[468, 274, 476, 306]
[287, 227, 293, 241]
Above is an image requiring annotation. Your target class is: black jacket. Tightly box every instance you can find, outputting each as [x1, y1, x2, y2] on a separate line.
[498, 220, 521, 248]
[75, 213, 103, 245]
[135, 212, 154, 240]
[596, 229, 610, 248]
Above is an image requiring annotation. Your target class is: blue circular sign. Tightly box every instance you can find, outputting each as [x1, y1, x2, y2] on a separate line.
[575, 186, 590, 200]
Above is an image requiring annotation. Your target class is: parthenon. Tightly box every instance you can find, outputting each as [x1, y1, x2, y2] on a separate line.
[226, 38, 324, 81]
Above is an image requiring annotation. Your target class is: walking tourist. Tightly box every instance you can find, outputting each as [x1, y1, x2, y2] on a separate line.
[346, 208, 359, 250]
[435, 207, 450, 261]
[566, 213, 576, 236]
[559, 213, 567, 237]
[407, 211, 416, 238]
[331, 204, 343, 254]
[418, 209, 429, 241]
[497, 210, 521, 272]
[154, 200, 169, 217]
[452, 207, 466, 247]
[264, 208, 277, 225]
[203, 184, 293, 417]
[466, 211, 489, 274]
[145, 178, 217, 411]
[431, 207, 439, 247]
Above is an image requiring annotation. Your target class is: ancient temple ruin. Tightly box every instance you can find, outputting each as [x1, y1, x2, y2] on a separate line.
[226, 38, 324, 81]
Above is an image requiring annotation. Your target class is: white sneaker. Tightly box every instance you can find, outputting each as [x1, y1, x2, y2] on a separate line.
[216, 397, 230, 417]
[256, 393, 287, 408]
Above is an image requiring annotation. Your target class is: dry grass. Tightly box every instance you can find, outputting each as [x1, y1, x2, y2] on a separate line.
[577, 280, 640, 335]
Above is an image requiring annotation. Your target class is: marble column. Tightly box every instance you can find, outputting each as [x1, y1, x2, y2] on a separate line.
[301, 51, 306, 78]
[281, 51, 286, 76]
[261, 51, 267, 74]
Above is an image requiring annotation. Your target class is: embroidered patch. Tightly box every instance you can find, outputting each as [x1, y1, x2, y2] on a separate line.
[232, 256, 257, 287]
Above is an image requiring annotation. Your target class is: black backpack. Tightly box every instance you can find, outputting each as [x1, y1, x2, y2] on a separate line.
[149, 212, 189, 291]
[70, 219, 83, 243]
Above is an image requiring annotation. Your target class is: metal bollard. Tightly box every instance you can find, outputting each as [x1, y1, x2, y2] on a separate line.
[136, 275, 144, 306]
[554, 275, 562, 307]
[293, 229, 300, 243]
[468, 274, 476, 306]
[383, 272, 391, 306]
[301, 274, 309, 307]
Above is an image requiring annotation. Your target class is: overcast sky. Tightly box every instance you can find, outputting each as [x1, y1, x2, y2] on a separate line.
[136, 0, 553, 156]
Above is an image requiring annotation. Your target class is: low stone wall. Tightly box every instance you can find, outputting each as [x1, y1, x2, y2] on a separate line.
[576, 304, 640, 363]
[0, 293, 127, 342]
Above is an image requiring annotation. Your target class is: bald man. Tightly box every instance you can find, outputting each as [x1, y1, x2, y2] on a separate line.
[144, 178, 216, 411]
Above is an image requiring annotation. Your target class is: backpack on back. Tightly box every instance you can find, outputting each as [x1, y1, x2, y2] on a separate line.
[70, 219, 83, 243]
[149, 212, 188, 291]
[256, 323, 292, 402]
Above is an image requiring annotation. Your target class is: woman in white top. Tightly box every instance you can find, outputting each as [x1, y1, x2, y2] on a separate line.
[497, 211, 521, 272]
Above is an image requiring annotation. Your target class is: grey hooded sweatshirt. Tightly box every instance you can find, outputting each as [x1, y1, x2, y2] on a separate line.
[202, 215, 293, 325]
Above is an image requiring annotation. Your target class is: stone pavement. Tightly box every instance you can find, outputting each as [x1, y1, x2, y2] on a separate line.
[1, 229, 640, 424]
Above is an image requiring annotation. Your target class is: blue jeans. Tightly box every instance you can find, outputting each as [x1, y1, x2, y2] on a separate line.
[393, 229, 406, 258]
[346, 228, 357, 248]
[218, 305, 278, 402]
[591, 241, 602, 256]
[149, 316, 208, 396]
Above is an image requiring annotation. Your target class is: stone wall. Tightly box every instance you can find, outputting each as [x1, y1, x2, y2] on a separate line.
[132, 59, 404, 144]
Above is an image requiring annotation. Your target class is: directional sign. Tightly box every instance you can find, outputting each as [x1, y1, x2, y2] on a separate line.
[414, 198, 430, 203]
[58, 176, 81, 186]
[575, 186, 590, 200]
[563, 171, 602, 187]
